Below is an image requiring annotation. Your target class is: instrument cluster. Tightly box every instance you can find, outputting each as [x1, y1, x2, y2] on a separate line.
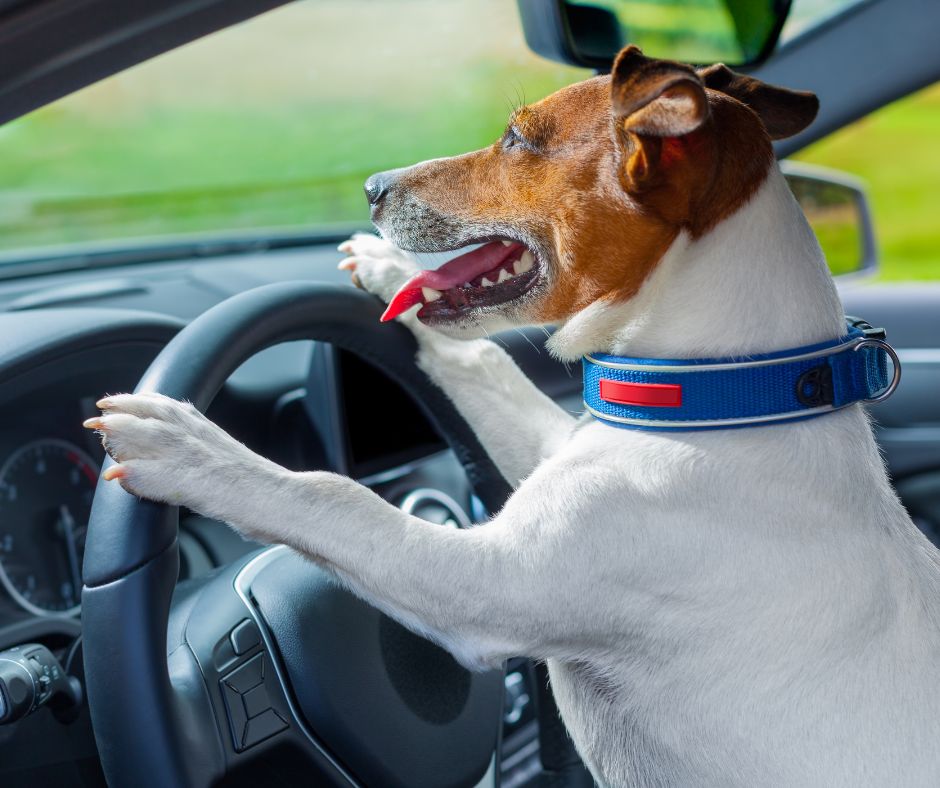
[0, 437, 99, 615]
[0, 390, 107, 618]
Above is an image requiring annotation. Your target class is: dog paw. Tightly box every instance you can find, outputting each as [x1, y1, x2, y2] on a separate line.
[338, 233, 420, 305]
[83, 392, 275, 523]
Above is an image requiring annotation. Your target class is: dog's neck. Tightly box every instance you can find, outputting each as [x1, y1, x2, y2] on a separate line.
[547, 165, 846, 362]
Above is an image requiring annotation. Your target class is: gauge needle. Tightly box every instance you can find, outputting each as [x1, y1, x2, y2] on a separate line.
[59, 504, 82, 602]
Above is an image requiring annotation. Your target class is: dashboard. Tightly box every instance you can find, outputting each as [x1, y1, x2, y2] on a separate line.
[0, 241, 937, 787]
[0, 244, 582, 787]
[0, 337, 161, 623]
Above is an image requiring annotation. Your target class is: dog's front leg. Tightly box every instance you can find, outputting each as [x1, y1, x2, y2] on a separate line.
[87, 393, 604, 668]
[340, 234, 576, 486]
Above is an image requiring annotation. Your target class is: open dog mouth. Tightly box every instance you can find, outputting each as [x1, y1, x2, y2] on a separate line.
[381, 239, 540, 323]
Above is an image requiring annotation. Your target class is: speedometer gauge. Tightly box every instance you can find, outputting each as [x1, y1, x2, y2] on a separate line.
[0, 439, 99, 616]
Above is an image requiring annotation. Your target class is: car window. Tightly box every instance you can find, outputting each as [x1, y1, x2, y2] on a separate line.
[0, 0, 586, 259]
[793, 82, 940, 281]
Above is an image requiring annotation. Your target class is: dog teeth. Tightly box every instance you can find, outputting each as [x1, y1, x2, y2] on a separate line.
[481, 276, 494, 287]
[514, 250, 534, 274]
[497, 268, 511, 284]
[501, 240, 513, 247]
[422, 287, 441, 302]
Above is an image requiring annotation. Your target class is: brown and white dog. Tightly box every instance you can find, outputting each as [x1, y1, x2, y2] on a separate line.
[88, 47, 940, 786]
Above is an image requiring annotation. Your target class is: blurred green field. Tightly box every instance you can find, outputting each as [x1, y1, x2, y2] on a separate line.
[0, 0, 936, 280]
[794, 82, 940, 281]
[0, 0, 585, 253]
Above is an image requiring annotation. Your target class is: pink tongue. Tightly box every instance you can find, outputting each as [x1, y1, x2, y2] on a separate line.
[381, 241, 525, 322]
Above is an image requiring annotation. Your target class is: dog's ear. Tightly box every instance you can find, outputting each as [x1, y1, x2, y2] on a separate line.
[697, 63, 818, 140]
[610, 46, 709, 190]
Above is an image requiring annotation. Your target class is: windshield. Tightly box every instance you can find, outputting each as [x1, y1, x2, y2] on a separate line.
[0, 0, 585, 260]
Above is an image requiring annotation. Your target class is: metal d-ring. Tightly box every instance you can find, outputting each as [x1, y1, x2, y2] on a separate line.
[853, 338, 902, 403]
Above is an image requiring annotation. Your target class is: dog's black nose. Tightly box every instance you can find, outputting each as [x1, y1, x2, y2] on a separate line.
[364, 172, 392, 207]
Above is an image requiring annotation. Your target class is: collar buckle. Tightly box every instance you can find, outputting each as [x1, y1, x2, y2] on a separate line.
[846, 315, 887, 340]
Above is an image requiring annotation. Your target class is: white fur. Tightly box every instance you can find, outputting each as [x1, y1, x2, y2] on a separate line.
[96, 164, 940, 787]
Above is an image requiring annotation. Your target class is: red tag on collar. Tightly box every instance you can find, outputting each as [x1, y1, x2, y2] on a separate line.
[599, 380, 682, 408]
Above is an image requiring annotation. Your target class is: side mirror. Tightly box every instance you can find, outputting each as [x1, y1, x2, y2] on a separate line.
[780, 160, 878, 278]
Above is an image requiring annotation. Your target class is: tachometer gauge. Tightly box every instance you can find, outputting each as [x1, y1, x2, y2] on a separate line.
[0, 439, 99, 616]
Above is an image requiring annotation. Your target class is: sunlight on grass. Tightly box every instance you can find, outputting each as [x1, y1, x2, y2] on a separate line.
[794, 82, 940, 281]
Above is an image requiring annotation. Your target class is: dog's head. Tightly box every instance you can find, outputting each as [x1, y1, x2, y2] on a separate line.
[371, 46, 818, 334]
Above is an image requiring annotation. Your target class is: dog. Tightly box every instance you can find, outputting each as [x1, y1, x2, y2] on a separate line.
[86, 46, 940, 786]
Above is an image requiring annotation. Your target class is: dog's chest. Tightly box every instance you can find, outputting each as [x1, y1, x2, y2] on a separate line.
[545, 657, 723, 788]
[536, 411, 940, 786]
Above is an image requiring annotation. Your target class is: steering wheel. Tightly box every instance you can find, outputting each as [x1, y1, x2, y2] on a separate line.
[80, 282, 513, 788]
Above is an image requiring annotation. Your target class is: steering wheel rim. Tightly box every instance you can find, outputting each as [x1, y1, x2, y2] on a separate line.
[81, 282, 512, 787]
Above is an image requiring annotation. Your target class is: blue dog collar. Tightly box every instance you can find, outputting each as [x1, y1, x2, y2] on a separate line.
[582, 318, 900, 431]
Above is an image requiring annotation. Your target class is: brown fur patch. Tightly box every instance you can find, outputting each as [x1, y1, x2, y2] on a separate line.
[698, 63, 819, 141]
[380, 47, 814, 325]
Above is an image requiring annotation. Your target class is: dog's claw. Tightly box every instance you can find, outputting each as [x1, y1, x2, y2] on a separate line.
[83, 417, 105, 430]
[102, 465, 125, 481]
[338, 258, 357, 271]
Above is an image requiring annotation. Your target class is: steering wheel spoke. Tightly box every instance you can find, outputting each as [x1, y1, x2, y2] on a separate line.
[163, 549, 358, 787]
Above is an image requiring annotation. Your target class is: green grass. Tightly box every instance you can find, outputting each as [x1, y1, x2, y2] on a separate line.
[807, 217, 862, 277]
[0, 0, 936, 281]
[0, 66, 583, 249]
[0, 100, 508, 246]
[0, 0, 586, 253]
[794, 82, 940, 281]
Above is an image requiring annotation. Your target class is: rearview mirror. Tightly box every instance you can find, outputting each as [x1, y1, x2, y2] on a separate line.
[780, 161, 877, 278]
[517, 0, 792, 70]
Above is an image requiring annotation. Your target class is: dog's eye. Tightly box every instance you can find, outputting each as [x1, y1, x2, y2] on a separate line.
[502, 127, 524, 151]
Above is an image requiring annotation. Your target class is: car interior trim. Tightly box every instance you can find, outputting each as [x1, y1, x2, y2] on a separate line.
[233, 544, 360, 787]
